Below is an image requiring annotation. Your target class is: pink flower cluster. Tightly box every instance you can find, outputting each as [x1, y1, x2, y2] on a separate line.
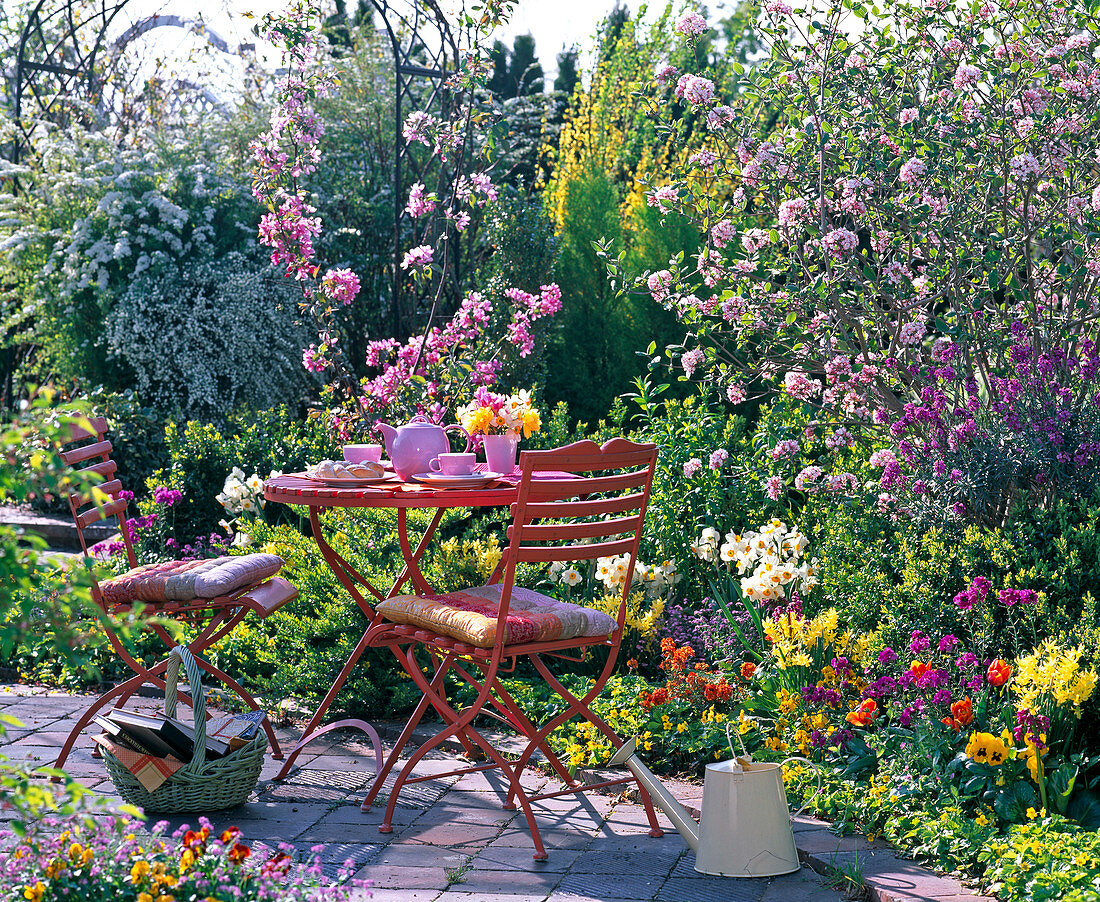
[401, 245, 434, 271]
[674, 11, 708, 37]
[357, 284, 562, 421]
[676, 74, 716, 107]
[321, 269, 360, 306]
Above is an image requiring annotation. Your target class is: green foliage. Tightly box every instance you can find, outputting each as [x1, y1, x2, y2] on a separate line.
[785, 766, 1100, 902]
[0, 391, 149, 828]
[803, 490, 1100, 679]
[152, 408, 340, 541]
[629, 378, 764, 582]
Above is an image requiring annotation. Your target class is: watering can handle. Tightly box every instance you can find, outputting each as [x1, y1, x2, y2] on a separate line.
[779, 755, 824, 819]
[725, 721, 752, 764]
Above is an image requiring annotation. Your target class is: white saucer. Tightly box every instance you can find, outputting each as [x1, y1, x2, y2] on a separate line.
[410, 472, 504, 489]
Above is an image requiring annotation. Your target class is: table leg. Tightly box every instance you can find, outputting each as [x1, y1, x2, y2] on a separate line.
[279, 505, 456, 782]
[311, 508, 385, 610]
[394, 507, 445, 596]
[273, 623, 379, 781]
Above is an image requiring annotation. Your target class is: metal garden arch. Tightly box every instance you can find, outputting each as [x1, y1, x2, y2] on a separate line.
[9, 0, 459, 336]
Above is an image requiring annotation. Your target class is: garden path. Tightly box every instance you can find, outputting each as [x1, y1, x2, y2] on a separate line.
[1, 685, 992, 902]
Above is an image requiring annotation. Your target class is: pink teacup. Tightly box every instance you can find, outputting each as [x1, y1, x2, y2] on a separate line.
[344, 444, 383, 464]
[430, 453, 476, 476]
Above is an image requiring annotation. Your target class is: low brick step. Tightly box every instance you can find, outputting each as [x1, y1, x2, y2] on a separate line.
[0, 503, 117, 551]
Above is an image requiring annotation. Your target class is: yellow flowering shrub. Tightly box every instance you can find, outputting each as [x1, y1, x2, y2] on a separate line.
[429, 535, 502, 594]
[590, 590, 665, 641]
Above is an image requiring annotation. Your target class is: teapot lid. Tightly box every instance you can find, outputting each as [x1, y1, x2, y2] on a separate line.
[405, 415, 438, 427]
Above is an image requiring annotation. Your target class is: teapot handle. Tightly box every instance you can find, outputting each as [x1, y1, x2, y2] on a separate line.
[444, 423, 472, 453]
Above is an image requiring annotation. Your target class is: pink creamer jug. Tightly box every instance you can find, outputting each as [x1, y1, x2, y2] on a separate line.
[375, 416, 471, 481]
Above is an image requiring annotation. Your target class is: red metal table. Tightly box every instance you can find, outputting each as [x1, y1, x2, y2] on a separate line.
[263, 472, 523, 781]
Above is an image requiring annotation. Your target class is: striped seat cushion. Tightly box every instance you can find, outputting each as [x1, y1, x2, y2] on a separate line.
[100, 554, 284, 605]
[375, 585, 617, 648]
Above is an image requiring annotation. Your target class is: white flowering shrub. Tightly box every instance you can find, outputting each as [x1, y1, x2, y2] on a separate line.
[0, 124, 271, 393]
[105, 252, 310, 420]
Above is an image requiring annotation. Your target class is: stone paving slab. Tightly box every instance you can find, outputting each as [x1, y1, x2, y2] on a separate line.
[0, 684, 1000, 901]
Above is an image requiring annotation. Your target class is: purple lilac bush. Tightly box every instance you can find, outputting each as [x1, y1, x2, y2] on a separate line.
[642, 0, 1100, 525]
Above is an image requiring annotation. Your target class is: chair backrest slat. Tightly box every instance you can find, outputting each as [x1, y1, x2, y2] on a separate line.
[520, 468, 650, 499]
[63, 416, 109, 445]
[72, 478, 124, 509]
[510, 514, 641, 544]
[76, 498, 128, 529]
[56, 415, 137, 573]
[78, 459, 118, 481]
[518, 492, 647, 520]
[61, 439, 113, 467]
[514, 537, 639, 563]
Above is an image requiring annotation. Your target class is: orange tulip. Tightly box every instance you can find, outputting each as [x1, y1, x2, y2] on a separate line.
[845, 698, 877, 727]
[942, 696, 973, 730]
[987, 659, 1013, 687]
[910, 660, 930, 679]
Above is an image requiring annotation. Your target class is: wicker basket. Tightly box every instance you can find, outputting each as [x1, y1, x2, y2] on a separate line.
[102, 646, 267, 813]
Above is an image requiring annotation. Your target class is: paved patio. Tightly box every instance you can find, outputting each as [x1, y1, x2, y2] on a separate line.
[1, 684, 997, 902]
[0, 684, 847, 902]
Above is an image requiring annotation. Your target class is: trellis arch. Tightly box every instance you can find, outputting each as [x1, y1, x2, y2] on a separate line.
[8, 0, 459, 335]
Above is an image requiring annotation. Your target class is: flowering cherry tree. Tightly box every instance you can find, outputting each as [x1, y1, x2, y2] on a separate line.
[250, 1, 559, 437]
[645, 0, 1100, 524]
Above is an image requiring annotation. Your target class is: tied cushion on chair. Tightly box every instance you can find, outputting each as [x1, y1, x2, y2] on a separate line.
[101, 554, 285, 606]
[375, 585, 617, 648]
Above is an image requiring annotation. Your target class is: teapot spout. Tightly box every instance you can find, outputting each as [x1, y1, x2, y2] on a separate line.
[609, 738, 700, 851]
[375, 422, 397, 456]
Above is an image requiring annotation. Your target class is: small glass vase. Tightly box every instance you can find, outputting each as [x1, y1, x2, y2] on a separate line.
[482, 433, 518, 475]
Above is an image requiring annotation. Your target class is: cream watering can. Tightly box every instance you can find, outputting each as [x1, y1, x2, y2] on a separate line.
[609, 725, 820, 878]
[375, 415, 470, 481]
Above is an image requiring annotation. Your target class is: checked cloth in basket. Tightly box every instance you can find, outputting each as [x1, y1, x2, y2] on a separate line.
[93, 734, 183, 792]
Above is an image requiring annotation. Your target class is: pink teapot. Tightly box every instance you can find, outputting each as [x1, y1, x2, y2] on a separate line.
[376, 416, 471, 481]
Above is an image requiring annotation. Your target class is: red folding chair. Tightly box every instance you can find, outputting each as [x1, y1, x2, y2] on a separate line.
[363, 438, 665, 859]
[51, 415, 297, 772]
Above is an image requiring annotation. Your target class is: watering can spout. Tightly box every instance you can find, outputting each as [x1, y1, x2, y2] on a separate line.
[609, 738, 700, 852]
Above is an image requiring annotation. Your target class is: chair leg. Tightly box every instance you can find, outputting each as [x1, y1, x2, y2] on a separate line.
[531, 655, 664, 837]
[362, 648, 457, 811]
[384, 646, 549, 860]
[52, 661, 169, 775]
[448, 659, 577, 807]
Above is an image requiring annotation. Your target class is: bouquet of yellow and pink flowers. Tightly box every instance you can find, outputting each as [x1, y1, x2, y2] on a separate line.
[456, 388, 541, 438]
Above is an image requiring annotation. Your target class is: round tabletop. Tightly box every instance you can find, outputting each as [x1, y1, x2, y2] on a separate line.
[264, 473, 520, 510]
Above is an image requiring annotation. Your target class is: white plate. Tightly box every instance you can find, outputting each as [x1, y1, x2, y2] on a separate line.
[410, 472, 505, 489]
[305, 472, 397, 487]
